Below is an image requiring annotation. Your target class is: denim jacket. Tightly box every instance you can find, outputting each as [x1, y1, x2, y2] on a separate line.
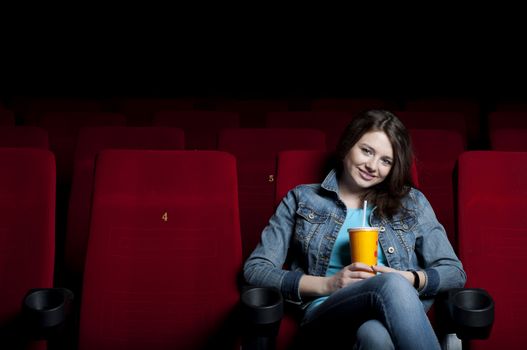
[243, 169, 466, 311]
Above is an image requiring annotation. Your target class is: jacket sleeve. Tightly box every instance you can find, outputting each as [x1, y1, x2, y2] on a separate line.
[413, 189, 467, 297]
[243, 188, 304, 303]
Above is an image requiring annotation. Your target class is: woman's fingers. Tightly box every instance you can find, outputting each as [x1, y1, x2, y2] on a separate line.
[348, 262, 375, 273]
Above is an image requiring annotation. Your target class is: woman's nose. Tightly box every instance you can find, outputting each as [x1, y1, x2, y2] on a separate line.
[365, 159, 377, 172]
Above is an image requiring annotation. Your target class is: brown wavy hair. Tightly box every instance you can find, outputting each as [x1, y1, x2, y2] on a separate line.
[336, 109, 415, 218]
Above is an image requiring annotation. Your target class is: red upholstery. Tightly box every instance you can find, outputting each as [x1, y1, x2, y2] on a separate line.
[65, 127, 185, 277]
[78, 150, 241, 350]
[153, 110, 240, 149]
[410, 129, 465, 247]
[265, 111, 352, 151]
[38, 112, 126, 186]
[218, 128, 326, 259]
[396, 112, 468, 148]
[0, 148, 55, 349]
[403, 97, 480, 147]
[457, 151, 527, 349]
[490, 129, 527, 151]
[0, 126, 49, 149]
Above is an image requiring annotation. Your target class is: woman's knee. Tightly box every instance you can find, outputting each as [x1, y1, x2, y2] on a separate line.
[374, 273, 421, 307]
[355, 320, 394, 350]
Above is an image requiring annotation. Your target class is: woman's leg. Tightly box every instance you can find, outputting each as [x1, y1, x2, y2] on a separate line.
[354, 319, 394, 350]
[301, 273, 440, 350]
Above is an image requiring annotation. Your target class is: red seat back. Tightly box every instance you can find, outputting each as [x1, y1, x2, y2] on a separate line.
[65, 127, 185, 276]
[218, 128, 326, 259]
[403, 97, 480, 147]
[0, 148, 55, 326]
[265, 111, 352, 151]
[0, 126, 49, 149]
[79, 150, 241, 350]
[153, 110, 240, 149]
[38, 112, 127, 186]
[410, 129, 465, 247]
[396, 111, 468, 148]
[458, 151, 527, 349]
[490, 129, 527, 151]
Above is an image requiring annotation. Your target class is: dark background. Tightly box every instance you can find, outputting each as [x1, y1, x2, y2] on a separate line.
[1, 14, 526, 102]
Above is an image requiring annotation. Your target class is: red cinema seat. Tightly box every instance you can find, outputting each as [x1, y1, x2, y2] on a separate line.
[218, 128, 326, 259]
[0, 126, 49, 149]
[457, 151, 527, 349]
[153, 110, 240, 149]
[64, 127, 185, 279]
[396, 112, 468, 148]
[78, 150, 242, 350]
[0, 148, 56, 350]
[265, 111, 352, 151]
[38, 112, 127, 187]
[273, 149, 419, 350]
[402, 97, 481, 147]
[410, 129, 465, 247]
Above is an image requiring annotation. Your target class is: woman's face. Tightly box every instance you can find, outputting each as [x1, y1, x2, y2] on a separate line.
[342, 130, 394, 192]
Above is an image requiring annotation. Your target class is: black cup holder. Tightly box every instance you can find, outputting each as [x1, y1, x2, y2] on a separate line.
[241, 287, 284, 350]
[22, 288, 74, 336]
[446, 288, 494, 339]
[241, 287, 284, 325]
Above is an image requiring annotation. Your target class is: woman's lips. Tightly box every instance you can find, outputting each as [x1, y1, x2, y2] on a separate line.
[358, 168, 376, 181]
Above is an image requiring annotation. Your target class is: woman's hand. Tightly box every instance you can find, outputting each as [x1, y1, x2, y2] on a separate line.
[371, 265, 414, 284]
[326, 262, 376, 293]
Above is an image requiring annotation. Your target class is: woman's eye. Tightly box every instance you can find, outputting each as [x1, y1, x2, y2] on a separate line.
[381, 159, 392, 166]
[361, 148, 372, 155]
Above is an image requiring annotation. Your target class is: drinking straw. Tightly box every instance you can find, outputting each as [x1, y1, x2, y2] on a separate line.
[362, 200, 367, 227]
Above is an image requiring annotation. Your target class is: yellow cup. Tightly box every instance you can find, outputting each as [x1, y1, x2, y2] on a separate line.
[348, 227, 379, 266]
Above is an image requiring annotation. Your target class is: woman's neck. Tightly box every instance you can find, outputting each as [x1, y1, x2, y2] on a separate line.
[338, 177, 364, 209]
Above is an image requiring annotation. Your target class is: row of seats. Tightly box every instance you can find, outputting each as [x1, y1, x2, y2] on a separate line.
[0, 126, 455, 267]
[2, 96, 527, 148]
[1, 147, 523, 349]
[2, 125, 525, 277]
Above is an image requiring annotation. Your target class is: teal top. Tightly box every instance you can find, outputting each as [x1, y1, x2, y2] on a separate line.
[305, 206, 387, 313]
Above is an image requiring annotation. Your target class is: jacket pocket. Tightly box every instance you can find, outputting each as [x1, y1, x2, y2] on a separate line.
[390, 215, 417, 252]
[295, 205, 329, 251]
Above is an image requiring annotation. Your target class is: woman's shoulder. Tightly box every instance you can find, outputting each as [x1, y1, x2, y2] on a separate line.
[404, 187, 432, 208]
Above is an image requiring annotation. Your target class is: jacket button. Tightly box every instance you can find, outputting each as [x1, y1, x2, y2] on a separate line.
[308, 213, 315, 220]
[379, 226, 386, 232]
[387, 247, 395, 254]
[403, 224, 408, 230]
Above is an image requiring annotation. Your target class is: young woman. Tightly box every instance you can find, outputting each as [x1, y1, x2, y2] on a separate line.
[243, 110, 466, 349]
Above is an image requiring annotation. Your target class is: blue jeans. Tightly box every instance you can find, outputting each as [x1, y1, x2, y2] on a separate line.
[297, 273, 440, 350]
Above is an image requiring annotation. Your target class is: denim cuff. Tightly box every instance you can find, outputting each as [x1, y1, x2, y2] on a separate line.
[282, 270, 303, 303]
[421, 268, 439, 297]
